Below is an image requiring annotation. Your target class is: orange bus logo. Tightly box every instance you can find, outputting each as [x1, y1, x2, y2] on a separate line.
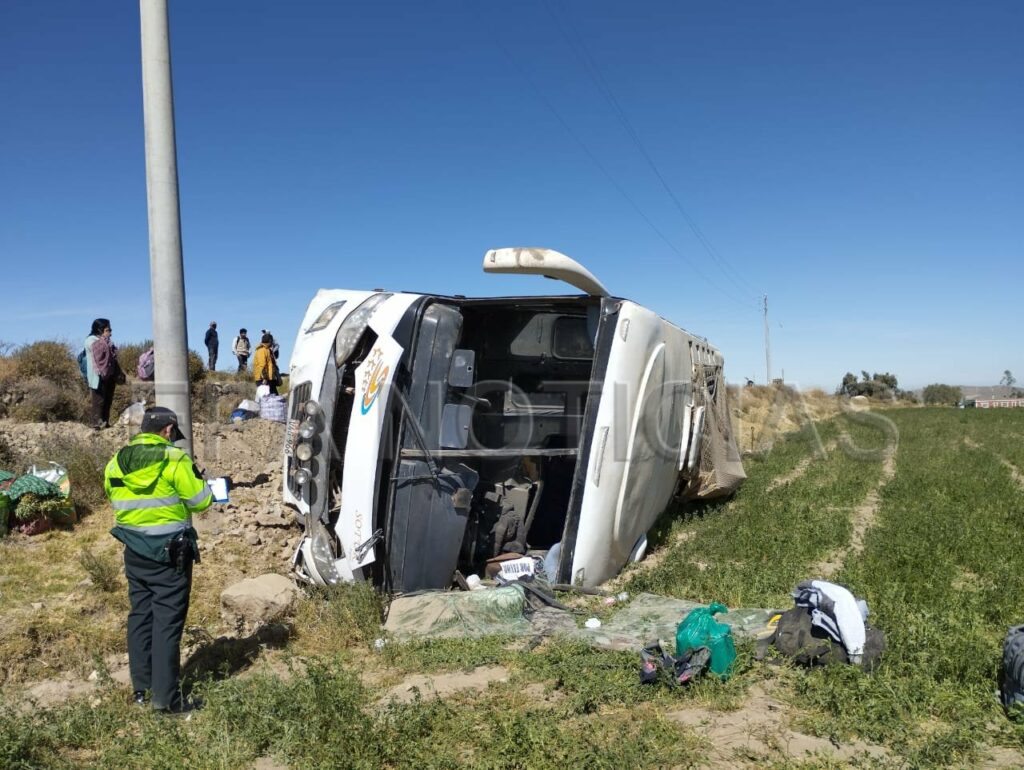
[360, 347, 390, 414]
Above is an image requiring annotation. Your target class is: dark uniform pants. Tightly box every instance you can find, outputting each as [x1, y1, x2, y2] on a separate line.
[124, 546, 193, 709]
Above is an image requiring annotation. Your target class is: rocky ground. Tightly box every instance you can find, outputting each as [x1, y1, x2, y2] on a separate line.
[0, 415, 301, 560]
[189, 419, 304, 564]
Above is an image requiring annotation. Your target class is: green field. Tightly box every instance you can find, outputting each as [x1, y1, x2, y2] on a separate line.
[4, 407, 1024, 768]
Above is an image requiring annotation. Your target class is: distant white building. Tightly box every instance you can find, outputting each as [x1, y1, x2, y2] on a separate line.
[971, 398, 1024, 409]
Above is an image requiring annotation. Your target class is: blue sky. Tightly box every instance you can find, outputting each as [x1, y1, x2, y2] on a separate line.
[2, 1, 1021, 389]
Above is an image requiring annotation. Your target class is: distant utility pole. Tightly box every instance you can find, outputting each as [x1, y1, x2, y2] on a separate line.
[140, 0, 192, 455]
[763, 294, 772, 385]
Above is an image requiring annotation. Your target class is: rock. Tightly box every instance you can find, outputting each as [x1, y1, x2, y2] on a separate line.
[220, 573, 300, 630]
[255, 512, 288, 528]
[245, 531, 261, 546]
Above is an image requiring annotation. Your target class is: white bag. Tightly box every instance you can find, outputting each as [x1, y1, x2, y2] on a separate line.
[255, 384, 271, 400]
[238, 399, 262, 413]
[119, 401, 147, 427]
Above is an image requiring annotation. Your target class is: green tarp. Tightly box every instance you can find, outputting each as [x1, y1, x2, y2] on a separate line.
[570, 593, 781, 652]
[384, 586, 533, 639]
[383, 588, 781, 653]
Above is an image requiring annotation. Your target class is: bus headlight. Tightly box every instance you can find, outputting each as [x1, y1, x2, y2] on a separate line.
[294, 442, 314, 462]
[335, 293, 392, 365]
[306, 301, 347, 333]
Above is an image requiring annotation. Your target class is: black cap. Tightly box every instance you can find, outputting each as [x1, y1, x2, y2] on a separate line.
[140, 406, 185, 442]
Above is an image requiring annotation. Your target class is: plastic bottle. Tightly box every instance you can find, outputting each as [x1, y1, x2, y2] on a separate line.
[543, 542, 561, 579]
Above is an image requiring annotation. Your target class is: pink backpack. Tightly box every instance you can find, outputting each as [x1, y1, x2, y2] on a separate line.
[137, 348, 155, 381]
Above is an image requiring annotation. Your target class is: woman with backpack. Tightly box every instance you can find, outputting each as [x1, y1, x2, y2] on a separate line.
[83, 318, 122, 429]
[252, 333, 280, 395]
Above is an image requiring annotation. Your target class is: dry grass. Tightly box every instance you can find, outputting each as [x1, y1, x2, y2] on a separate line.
[0, 341, 86, 423]
[290, 582, 384, 656]
[1, 430, 146, 682]
[730, 384, 841, 453]
[0, 513, 128, 683]
[0, 355, 18, 385]
[11, 340, 80, 384]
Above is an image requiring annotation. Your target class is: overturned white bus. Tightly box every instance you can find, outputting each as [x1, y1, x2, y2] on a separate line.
[284, 248, 745, 591]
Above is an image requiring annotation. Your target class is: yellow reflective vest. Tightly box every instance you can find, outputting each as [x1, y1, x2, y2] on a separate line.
[104, 432, 213, 534]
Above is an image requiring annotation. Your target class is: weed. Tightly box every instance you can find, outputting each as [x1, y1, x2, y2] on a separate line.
[28, 432, 110, 514]
[292, 581, 384, 653]
[1, 657, 706, 769]
[78, 546, 122, 592]
[5, 407, 1024, 767]
[382, 634, 520, 674]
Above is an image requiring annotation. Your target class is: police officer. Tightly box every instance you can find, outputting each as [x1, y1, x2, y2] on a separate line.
[104, 407, 213, 714]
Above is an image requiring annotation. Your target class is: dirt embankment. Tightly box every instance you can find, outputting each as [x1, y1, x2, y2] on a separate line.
[730, 385, 840, 453]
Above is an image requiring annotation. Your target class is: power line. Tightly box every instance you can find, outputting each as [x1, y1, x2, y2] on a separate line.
[544, 0, 761, 302]
[477, 9, 759, 314]
[763, 294, 772, 384]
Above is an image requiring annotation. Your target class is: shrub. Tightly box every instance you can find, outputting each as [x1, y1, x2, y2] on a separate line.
[14, 340, 80, 385]
[29, 433, 109, 514]
[0, 433, 16, 470]
[11, 377, 83, 422]
[0, 355, 17, 387]
[188, 349, 206, 384]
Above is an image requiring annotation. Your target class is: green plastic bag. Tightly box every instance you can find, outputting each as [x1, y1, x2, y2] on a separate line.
[675, 601, 736, 678]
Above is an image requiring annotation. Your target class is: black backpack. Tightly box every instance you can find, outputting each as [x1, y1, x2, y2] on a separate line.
[772, 607, 886, 672]
[1001, 625, 1024, 714]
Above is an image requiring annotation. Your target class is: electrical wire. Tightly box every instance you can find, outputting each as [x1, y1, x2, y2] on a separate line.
[544, 0, 761, 302]
[476, 7, 759, 314]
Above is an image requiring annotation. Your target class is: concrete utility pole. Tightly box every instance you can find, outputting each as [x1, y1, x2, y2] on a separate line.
[140, 0, 192, 455]
[763, 294, 771, 385]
